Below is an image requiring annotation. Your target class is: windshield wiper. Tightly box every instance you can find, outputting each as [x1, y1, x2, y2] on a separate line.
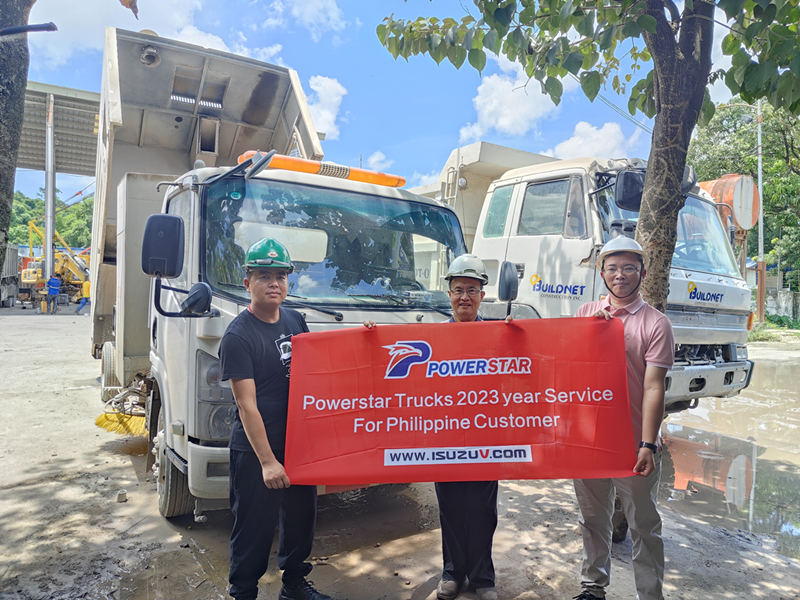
[346, 291, 452, 318]
[284, 295, 343, 322]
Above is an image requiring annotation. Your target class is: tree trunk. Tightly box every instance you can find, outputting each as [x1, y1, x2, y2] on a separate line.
[0, 0, 36, 271]
[638, 0, 714, 313]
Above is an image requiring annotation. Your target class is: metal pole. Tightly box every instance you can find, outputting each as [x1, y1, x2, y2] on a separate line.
[44, 93, 56, 280]
[756, 100, 766, 322]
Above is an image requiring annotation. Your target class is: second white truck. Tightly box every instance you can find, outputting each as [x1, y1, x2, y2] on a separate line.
[415, 143, 754, 414]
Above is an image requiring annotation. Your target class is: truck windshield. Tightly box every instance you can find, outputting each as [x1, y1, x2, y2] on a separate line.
[597, 189, 742, 278]
[202, 177, 466, 306]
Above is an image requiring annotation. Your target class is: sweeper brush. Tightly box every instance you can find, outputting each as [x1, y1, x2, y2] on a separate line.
[96, 387, 148, 437]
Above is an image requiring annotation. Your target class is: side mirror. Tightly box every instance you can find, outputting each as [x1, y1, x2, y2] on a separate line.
[498, 261, 519, 318]
[614, 169, 645, 211]
[498, 261, 519, 302]
[181, 282, 213, 316]
[142, 214, 184, 277]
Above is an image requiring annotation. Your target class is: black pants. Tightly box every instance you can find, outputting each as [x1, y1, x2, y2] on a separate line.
[229, 449, 316, 600]
[435, 480, 498, 589]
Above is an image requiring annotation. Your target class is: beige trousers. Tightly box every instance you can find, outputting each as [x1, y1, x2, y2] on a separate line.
[573, 454, 664, 600]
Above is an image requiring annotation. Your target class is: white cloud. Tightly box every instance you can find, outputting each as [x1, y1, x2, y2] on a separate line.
[411, 170, 441, 188]
[28, 0, 205, 68]
[366, 151, 394, 172]
[459, 55, 562, 143]
[544, 121, 642, 159]
[173, 25, 229, 52]
[290, 0, 346, 42]
[260, 0, 287, 29]
[307, 75, 347, 141]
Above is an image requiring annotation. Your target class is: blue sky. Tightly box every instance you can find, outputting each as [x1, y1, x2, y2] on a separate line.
[16, 0, 731, 202]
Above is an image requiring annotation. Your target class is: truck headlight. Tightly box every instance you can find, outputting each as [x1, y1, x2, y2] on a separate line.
[196, 350, 235, 441]
[735, 344, 748, 360]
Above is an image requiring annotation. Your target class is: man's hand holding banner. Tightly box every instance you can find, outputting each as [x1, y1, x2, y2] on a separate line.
[285, 318, 633, 485]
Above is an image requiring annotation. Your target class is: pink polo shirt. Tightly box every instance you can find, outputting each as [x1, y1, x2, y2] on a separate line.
[576, 294, 674, 448]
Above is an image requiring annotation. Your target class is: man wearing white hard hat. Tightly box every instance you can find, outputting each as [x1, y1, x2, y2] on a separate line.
[571, 236, 674, 600]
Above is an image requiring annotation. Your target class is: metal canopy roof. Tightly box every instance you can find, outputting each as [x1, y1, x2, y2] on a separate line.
[18, 81, 100, 177]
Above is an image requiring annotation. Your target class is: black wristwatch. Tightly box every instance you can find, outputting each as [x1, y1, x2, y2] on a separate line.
[639, 441, 658, 453]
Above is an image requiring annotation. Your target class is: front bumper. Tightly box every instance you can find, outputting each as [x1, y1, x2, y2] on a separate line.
[664, 359, 754, 413]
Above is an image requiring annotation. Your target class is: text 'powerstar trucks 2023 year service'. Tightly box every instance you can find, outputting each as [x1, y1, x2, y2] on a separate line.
[91, 29, 468, 520]
[414, 142, 754, 416]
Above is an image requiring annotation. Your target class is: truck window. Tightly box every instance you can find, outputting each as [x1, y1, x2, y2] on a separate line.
[564, 177, 587, 238]
[166, 191, 191, 288]
[482, 185, 514, 238]
[517, 179, 570, 236]
[673, 195, 740, 277]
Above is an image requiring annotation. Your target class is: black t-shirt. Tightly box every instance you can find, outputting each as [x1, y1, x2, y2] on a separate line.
[218, 306, 308, 455]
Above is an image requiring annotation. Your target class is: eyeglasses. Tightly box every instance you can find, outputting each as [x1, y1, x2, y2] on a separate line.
[449, 287, 482, 297]
[603, 265, 640, 275]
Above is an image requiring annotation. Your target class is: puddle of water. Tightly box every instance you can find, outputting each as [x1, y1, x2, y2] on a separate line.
[662, 354, 800, 558]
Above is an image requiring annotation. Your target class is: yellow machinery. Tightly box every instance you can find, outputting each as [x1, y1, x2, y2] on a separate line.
[19, 220, 90, 305]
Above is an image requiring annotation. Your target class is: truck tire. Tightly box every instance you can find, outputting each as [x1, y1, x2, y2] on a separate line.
[101, 341, 119, 403]
[154, 405, 194, 518]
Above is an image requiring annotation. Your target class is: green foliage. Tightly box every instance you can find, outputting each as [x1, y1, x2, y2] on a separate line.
[8, 190, 93, 249]
[687, 100, 800, 289]
[765, 314, 800, 330]
[377, 1, 800, 117]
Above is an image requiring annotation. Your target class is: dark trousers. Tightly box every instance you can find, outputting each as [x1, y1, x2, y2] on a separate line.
[229, 449, 316, 600]
[435, 480, 498, 589]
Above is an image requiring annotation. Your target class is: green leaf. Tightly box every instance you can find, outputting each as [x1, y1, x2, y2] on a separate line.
[511, 26, 526, 50]
[387, 37, 400, 59]
[598, 26, 616, 50]
[562, 51, 584, 75]
[447, 45, 467, 69]
[622, 21, 642, 38]
[463, 28, 475, 50]
[576, 12, 595, 37]
[721, 33, 739, 55]
[717, 0, 746, 20]
[698, 88, 715, 126]
[760, 3, 777, 26]
[494, 3, 516, 29]
[468, 48, 487, 73]
[559, 0, 575, 21]
[376, 24, 387, 44]
[545, 76, 563, 104]
[636, 14, 657, 33]
[580, 70, 602, 101]
[484, 29, 501, 54]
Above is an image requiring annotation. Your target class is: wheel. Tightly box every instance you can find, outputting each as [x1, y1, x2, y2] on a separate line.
[154, 405, 194, 518]
[101, 341, 120, 402]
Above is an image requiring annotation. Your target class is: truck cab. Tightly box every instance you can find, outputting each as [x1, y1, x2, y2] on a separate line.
[138, 155, 467, 519]
[470, 157, 754, 413]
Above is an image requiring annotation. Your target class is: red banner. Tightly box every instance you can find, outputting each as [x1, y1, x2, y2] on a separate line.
[285, 318, 633, 485]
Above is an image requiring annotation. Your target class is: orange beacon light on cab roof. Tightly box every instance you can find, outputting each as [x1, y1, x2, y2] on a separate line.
[236, 151, 406, 188]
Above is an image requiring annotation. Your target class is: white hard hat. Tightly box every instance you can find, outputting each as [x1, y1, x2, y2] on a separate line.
[596, 236, 645, 269]
[444, 254, 489, 285]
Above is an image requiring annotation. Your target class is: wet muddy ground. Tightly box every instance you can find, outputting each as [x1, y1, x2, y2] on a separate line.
[1, 312, 799, 599]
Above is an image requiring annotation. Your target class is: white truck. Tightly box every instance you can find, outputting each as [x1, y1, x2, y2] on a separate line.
[1, 244, 19, 308]
[92, 29, 469, 519]
[415, 142, 754, 414]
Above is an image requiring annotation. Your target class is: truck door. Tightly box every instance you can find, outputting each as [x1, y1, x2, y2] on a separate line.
[504, 175, 595, 318]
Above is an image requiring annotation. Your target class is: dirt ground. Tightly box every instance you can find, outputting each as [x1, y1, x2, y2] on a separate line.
[1, 310, 799, 600]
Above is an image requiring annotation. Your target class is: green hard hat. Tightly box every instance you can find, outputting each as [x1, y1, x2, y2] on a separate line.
[244, 238, 294, 272]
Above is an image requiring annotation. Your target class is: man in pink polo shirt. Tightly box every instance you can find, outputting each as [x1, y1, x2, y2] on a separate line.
[571, 236, 674, 600]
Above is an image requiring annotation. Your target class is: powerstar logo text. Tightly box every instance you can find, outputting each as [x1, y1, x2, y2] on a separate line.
[530, 274, 586, 297]
[688, 282, 724, 303]
[383, 340, 532, 380]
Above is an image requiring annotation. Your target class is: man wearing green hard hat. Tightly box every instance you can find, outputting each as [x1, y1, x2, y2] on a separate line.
[219, 238, 334, 600]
